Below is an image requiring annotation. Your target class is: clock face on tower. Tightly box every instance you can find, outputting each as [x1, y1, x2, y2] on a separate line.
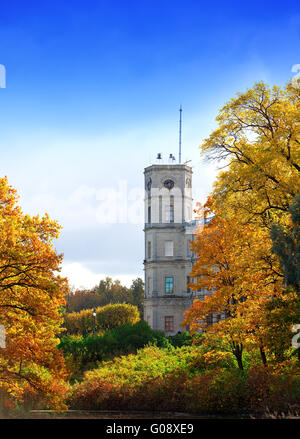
[163, 179, 174, 190]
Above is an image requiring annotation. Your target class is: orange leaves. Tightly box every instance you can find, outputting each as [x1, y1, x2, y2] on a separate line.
[0, 177, 69, 409]
[184, 208, 283, 362]
[186, 81, 300, 368]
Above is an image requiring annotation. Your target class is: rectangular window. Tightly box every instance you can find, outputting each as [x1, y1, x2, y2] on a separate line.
[165, 196, 174, 223]
[164, 316, 174, 332]
[147, 241, 151, 259]
[170, 195, 174, 223]
[165, 205, 170, 222]
[165, 276, 174, 294]
[187, 240, 192, 257]
[187, 276, 191, 294]
[148, 206, 151, 223]
[164, 241, 173, 256]
[147, 277, 151, 295]
[206, 314, 213, 326]
[159, 195, 162, 223]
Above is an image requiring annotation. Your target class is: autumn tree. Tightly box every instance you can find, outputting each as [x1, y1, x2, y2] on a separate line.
[202, 81, 300, 228]
[185, 80, 300, 366]
[263, 290, 299, 362]
[96, 277, 131, 303]
[183, 200, 282, 368]
[271, 193, 300, 293]
[66, 276, 144, 317]
[130, 277, 145, 319]
[0, 177, 69, 409]
[66, 288, 105, 313]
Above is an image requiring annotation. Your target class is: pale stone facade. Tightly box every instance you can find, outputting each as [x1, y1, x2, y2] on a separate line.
[143, 163, 200, 335]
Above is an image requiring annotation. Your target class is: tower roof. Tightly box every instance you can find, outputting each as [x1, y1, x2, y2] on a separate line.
[144, 163, 192, 173]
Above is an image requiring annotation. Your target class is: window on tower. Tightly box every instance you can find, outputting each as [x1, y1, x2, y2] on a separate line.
[159, 195, 162, 223]
[147, 276, 152, 296]
[170, 195, 174, 222]
[164, 241, 173, 256]
[164, 316, 174, 332]
[165, 196, 174, 223]
[147, 241, 151, 259]
[165, 276, 174, 294]
[216, 314, 222, 323]
[187, 276, 191, 293]
[187, 240, 192, 257]
[206, 314, 213, 326]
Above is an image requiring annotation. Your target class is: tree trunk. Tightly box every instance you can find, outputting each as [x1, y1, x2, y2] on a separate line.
[233, 343, 244, 370]
[260, 346, 267, 366]
[236, 353, 244, 370]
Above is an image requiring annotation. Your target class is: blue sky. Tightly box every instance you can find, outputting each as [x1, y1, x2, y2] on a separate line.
[0, 0, 299, 288]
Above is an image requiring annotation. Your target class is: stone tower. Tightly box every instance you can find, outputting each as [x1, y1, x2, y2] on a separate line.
[143, 161, 197, 335]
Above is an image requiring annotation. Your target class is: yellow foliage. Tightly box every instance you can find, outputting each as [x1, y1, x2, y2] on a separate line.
[184, 81, 300, 367]
[64, 303, 140, 335]
[0, 177, 69, 409]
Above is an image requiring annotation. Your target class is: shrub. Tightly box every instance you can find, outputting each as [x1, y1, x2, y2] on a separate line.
[58, 321, 169, 378]
[66, 342, 300, 414]
[63, 303, 140, 335]
[246, 367, 300, 413]
[168, 331, 193, 347]
[67, 345, 201, 409]
[183, 368, 248, 414]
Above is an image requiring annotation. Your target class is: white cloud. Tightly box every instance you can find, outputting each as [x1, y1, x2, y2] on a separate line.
[60, 261, 141, 290]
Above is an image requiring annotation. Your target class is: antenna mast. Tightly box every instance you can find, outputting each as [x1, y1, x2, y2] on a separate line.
[179, 105, 182, 164]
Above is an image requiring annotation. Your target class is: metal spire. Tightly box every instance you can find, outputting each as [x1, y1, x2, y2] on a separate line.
[179, 105, 182, 164]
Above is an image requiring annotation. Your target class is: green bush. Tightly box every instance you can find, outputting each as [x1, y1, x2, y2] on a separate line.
[67, 344, 201, 409]
[183, 368, 248, 413]
[58, 321, 170, 376]
[168, 331, 193, 347]
[67, 343, 300, 414]
[63, 303, 140, 335]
